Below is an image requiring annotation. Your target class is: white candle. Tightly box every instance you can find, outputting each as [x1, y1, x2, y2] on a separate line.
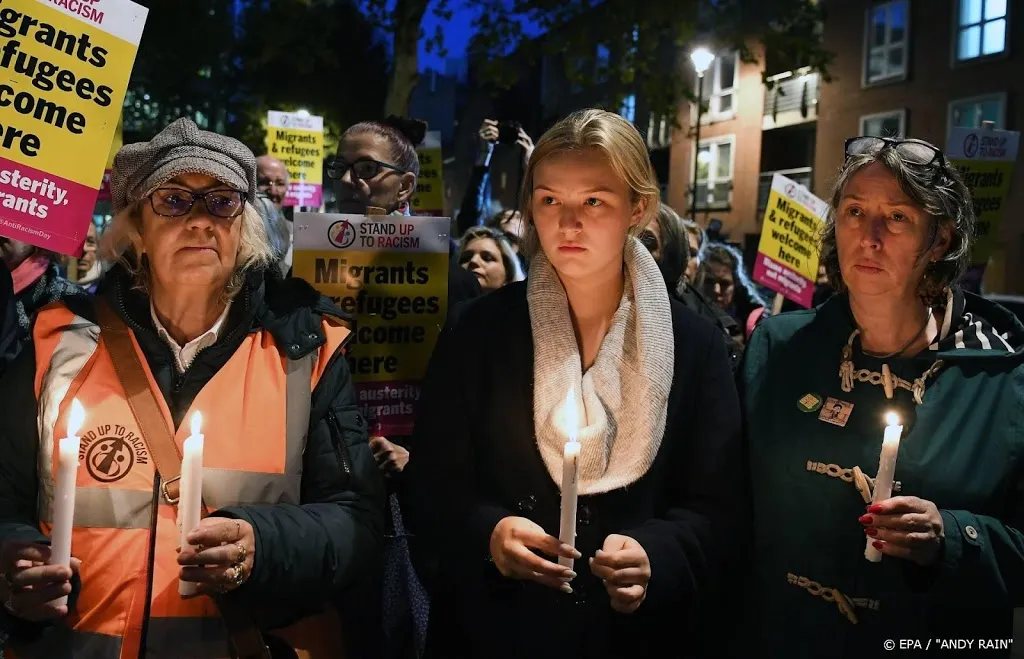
[558, 388, 580, 569]
[49, 398, 85, 607]
[865, 412, 903, 562]
[179, 411, 205, 596]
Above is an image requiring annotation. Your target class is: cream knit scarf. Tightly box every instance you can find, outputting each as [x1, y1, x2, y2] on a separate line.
[528, 237, 675, 495]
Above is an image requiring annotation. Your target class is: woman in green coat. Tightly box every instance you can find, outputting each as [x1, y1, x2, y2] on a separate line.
[744, 136, 1023, 657]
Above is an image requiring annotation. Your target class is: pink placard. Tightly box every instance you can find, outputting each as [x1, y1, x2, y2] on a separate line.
[753, 252, 814, 308]
[0, 157, 98, 257]
[356, 380, 421, 437]
[284, 182, 322, 208]
[97, 169, 113, 202]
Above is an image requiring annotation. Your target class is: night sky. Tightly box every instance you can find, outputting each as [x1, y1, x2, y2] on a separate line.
[419, 2, 543, 73]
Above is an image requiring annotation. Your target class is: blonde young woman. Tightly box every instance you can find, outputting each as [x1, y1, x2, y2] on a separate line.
[404, 109, 743, 658]
[0, 119, 383, 658]
[458, 226, 525, 293]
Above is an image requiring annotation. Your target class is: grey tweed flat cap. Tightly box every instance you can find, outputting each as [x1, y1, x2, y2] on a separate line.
[110, 118, 257, 214]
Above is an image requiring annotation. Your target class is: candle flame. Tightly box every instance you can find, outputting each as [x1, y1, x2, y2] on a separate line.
[190, 411, 203, 436]
[885, 411, 901, 427]
[67, 398, 85, 437]
[564, 386, 578, 442]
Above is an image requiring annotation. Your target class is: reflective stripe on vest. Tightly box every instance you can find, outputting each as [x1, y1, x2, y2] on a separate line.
[13, 302, 352, 659]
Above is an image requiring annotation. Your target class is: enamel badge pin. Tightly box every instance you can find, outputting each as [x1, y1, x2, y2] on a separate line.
[798, 393, 823, 413]
[819, 397, 854, 427]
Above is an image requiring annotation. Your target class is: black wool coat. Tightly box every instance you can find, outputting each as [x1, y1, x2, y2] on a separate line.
[403, 281, 745, 659]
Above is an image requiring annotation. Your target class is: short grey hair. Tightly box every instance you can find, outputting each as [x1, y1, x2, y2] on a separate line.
[820, 146, 976, 306]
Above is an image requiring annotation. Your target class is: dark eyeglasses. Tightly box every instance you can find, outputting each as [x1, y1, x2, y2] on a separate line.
[149, 188, 246, 219]
[327, 158, 408, 181]
[844, 136, 949, 176]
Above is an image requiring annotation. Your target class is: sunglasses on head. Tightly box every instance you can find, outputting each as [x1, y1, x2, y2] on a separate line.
[844, 136, 949, 180]
[327, 158, 408, 181]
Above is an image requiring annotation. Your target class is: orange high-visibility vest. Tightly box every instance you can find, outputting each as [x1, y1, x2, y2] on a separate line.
[9, 301, 352, 659]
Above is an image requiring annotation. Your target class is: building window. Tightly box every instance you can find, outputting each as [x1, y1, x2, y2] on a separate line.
[864, 0, 909, 84]
[956, 0, 1007, 61]
[859, 109, 907, 137]
[695, 136, 734, 209]
[620, 94, 636, 123]
[949, 93, 1006, 129]
[698, 51, 738, 119]
[647, 113, 672, 149]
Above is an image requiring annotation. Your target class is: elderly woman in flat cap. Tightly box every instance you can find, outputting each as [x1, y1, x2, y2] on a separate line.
[0, 118, 384, 659]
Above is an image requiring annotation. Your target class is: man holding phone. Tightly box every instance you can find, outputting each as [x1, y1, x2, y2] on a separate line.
[457, 118, 535, 236]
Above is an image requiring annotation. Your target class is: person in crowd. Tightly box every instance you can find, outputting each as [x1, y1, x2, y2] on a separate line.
[0, 118, 384, 658]
[458, 226, 525, 293]
[75, 222, 104, 294]
[743, 136, 1024, 656]
[256, 155, 293, 275]
[256, 154, 290, 209]
[331, 115, 471, 657]
[456, 119, 535, 236]
[703, 242, 766, 340]
[0, 237, 83, 338]
[487, 207, 526, 252]
[330, 115, 481, 307]
[404, 109, 743, 658]
[637, 204, 685, 295]
[681, 219, 705, 285]
[641, 205, 742, 371]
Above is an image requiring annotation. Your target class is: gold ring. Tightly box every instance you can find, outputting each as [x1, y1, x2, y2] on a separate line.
[233, 543, 246, 565]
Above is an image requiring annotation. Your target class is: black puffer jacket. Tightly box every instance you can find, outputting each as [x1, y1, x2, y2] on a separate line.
[0, 263, 385, 649]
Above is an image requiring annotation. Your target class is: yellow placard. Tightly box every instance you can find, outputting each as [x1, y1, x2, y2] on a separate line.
[0, 1, 142, 187]
[292, 213, 450, 435]
[265, 111, 324, 207]
[752, 174, 827, 307]
[105, 113, 122, 169]
[0, 0, 147, 255]
[411, 130, 444, 215]
[947, 126, 1020, 266]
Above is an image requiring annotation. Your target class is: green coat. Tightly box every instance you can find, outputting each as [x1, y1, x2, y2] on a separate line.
[743, 291, 1024, 658]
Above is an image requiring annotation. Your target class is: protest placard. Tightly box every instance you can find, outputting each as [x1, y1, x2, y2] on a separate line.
[293, 212, 450, 436]
[0, 0, 147, 255]
[411, 130, 444, 216]
[265, 110, 324, 208]
[947, 126, 1020, 265]
[752, 173, 828, 308]
[96, 113, 121, 202]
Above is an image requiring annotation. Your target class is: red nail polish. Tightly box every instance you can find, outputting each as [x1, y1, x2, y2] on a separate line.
[858, 515, 873, 525]
[872, 541, 883, 550]
[867, 504, 883, 514]
[865, 527, 878, 537]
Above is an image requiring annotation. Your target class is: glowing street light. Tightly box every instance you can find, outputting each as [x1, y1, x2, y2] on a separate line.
[690, 47, 715, 217]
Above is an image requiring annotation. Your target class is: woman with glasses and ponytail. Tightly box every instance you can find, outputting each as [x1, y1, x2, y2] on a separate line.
[0, 119, 384, 659]
[742, 136, 1024, 656]
[330, 116, 482, 310]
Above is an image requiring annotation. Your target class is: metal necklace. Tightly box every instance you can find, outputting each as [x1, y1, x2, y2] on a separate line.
[859, 307, 932, 360]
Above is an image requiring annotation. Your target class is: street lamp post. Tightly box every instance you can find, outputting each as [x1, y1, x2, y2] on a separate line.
[689, 47, 715, 218]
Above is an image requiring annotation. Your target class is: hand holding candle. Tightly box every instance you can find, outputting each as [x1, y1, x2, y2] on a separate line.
[178, 411, 205, 597]
[864, 412, 902, 562]
[48, 398, 85, 606]
[558, 387, 581, 569]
